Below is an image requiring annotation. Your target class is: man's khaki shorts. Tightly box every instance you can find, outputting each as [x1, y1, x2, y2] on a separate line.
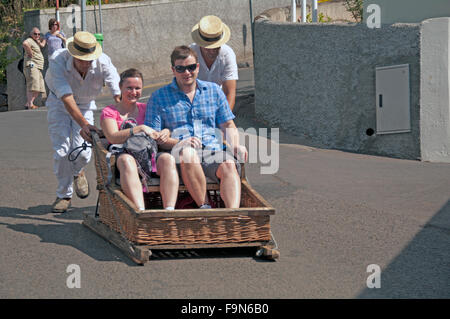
[175, 149, 242, 184]
[24, 65, 46, 95]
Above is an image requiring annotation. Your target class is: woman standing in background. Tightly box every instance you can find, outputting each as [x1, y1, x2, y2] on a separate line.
[22, 27, 46, 109]
[45, 18, 66, 58]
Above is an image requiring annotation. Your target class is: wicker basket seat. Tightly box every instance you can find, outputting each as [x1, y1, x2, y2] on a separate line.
[91, 132, 275, 246]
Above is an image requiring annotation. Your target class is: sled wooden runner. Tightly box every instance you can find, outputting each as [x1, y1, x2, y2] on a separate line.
[82, 131, 280, 265]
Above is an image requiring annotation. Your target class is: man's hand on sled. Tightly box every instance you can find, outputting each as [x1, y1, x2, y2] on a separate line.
[234, 145, 248, 163]
[61, 94, 98, 143]
[80, 124, 99, 142]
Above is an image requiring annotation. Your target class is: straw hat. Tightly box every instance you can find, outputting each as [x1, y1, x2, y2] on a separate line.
[191, 15, 231, 49]
[67, 31, 102, 61]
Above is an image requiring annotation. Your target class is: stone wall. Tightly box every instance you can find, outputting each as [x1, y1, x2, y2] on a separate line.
[253, 17, 448, 161]
[420, 18, 450, 163]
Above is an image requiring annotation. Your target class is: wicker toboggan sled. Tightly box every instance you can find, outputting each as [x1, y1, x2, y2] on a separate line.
[82, 131, 279, 265]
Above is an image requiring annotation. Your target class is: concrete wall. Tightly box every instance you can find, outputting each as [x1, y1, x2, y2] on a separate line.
[6, 48, 29, 111]
[254, 19, 423, 160]
[420, 18, 450, 162]
[363, 0, 450, 24]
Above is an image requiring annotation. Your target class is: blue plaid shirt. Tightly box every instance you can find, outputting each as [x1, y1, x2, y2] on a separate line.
[145, 78, 235, 150]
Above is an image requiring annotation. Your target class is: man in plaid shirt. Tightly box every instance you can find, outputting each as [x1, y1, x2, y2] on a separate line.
[145, 45, 247, 208]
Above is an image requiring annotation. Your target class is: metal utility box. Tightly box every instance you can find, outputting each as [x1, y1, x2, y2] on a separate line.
[375, 64, 411, 134]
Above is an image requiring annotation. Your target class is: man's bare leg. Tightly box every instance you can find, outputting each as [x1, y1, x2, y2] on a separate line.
[216, 161, 241, 208]
[179, 147, 207, 207]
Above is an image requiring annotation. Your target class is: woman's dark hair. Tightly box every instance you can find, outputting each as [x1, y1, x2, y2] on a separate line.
[48, 18, 58, 30]
[170, 45, 198, 66]
[119, 68, 144, 87]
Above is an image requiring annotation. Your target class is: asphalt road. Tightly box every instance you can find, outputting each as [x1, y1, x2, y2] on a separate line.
[1, 68, 450, 300]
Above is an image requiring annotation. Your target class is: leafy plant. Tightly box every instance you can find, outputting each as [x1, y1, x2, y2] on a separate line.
[306, 12, 333, 23]
[343, 0, 364, 22]
[0, 1, 27, 83]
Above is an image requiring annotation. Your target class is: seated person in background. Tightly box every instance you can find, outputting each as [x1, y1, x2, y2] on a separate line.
[100, 68, 179, 211]
[145, 46, 247, 209]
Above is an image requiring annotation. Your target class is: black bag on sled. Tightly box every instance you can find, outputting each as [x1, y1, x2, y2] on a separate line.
[106, 118, 158, 192]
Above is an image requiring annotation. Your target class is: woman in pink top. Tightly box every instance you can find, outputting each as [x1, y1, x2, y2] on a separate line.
[100, 68, 179, 211]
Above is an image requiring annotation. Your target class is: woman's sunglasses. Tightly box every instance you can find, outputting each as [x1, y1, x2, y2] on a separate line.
[173, 63, 197, 73]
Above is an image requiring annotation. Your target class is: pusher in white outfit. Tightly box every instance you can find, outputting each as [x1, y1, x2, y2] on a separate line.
[45, 31, 121, 213]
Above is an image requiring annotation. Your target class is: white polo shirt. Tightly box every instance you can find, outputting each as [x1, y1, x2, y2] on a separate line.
[45, 48, 120, 110]
[190, 43, 238, 87]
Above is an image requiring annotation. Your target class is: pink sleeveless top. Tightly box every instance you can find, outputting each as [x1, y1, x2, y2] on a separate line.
[100, 102, 146, 129]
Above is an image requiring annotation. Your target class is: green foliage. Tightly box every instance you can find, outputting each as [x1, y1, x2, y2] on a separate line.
[0, 1, 25, 83]
[306, 12, 333, 23]
[344, 0, 364, 22]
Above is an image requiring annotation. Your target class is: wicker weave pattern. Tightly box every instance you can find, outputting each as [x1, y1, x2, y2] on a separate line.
[133, 216, 270, 245]
[98, 189, 272, 245]
[98, 190, 138, 240]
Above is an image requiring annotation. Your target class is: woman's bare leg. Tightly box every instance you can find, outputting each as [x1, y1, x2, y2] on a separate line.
[117, 154, 145, 210]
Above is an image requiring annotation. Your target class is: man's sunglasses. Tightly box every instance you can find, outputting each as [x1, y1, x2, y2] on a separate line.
[173, 63, 197, 73]
[33, 33, 41, 36]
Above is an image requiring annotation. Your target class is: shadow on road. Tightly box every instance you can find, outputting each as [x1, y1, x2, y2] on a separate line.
[0, 204, 137, 266]
[357, 200, 450, 298]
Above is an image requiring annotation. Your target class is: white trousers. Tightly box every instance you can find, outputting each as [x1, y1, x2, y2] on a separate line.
[47, 104, 94, 199]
